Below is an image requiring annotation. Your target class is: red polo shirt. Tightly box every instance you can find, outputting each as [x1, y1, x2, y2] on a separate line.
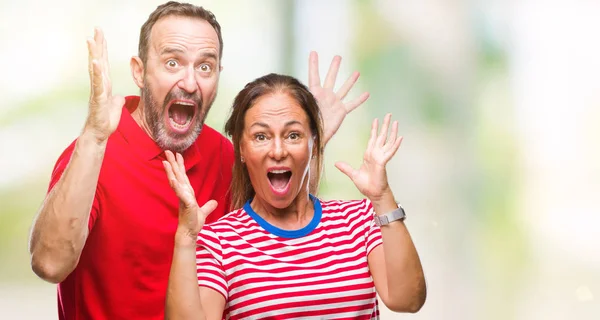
[47, 96, 233, 320]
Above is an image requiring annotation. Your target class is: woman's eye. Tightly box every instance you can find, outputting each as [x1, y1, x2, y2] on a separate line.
[255, 134, 266, 141]
[289, 133, 299, 140]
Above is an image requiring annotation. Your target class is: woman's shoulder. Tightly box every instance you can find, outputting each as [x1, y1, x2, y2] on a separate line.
[318, 197, 370, 210]
[317, 197, 373, 221]
[203, 207, 256, 233]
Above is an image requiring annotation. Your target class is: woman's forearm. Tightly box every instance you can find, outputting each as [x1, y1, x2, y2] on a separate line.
[372, 191, 426, 313]
[165, 238, 206, 320]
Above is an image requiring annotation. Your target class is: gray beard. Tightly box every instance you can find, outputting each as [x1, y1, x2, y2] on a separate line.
[141, 83, 210, 153]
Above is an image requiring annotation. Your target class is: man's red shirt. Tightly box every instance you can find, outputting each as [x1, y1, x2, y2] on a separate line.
[47, 96, 233, 319]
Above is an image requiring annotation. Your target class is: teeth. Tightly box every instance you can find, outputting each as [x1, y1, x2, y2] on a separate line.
[270, 170, 290, 174]
[169, 117, 191, 129]
[174, 101, 194, 106]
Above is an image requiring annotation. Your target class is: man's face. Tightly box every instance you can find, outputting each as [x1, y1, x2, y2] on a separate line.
[141, 15, 220, 153]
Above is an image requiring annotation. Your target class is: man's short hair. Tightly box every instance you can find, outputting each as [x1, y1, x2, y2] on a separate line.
[138, 1, 223, 64]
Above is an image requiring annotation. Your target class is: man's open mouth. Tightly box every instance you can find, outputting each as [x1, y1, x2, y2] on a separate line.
[167, 100, 197, 132]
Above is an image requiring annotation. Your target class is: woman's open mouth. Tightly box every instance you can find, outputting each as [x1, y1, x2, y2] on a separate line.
[267, 168, 292, 195]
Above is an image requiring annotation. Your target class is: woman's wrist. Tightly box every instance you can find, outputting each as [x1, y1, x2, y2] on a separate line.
[174, 227, 199, 248]
[369, 188, 398, 216]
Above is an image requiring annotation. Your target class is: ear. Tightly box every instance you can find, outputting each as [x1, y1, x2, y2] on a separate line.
[310, 135, 318, 159]
[130, 56, 145, 89]
[239, 143, 246, 162]
[219, 65, 224, 72]
[238, 135, 248, 164]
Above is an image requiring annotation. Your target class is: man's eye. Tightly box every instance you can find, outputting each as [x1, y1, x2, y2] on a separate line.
[199, 64, 212, 72]
[166, 60, 178, 68]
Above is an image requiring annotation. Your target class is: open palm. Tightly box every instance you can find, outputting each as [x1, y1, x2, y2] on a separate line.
[308, 52, 370, 145]
[163, 151, 217, 242]
[335, 114, 402, 201]
[85, 28, 125, 142]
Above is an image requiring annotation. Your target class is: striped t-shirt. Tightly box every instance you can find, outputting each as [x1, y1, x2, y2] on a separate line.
[196, 195, 383, 319]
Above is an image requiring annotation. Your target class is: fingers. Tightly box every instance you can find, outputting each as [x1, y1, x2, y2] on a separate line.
[175, 152, 191, 185]
[334, 161, 356, 180]
[336, 71, 359, 100]
[376, 114, 403, 160]
[323, 55, 341, 89]
[87, 38, 95, 83]
[90, 60, 104, 99]
[387, 119, 399, 147]
[101, 30, 109, 69]
[308, 51, 321, 88]
[162, 160, 177, 188]
[87, 28, 109, 98]
[376, 113, 392, 147]
[388, 136, 403, 159]
[111, 95, 126, 110]
[366, 118, 378, 153]
[87, 28, 104, 64]
[198, 200, 218, 220]
[344, 92, 370, 114]
[165, 151, 187, 185]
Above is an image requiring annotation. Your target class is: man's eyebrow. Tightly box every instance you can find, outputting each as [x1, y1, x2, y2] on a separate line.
[199, 52, 218, 60]
[158, 49, 218, 62]
[159, 47, 185, 55]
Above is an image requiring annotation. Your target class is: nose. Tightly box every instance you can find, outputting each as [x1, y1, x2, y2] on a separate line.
[178, 66, 198, 94]
[269, 138, 288, 161]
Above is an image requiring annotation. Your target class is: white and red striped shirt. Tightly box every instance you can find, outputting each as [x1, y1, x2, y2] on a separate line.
[196, 196, 383, 319]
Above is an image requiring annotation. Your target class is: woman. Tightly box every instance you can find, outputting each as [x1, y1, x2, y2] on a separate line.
[163, 74, 426, 319]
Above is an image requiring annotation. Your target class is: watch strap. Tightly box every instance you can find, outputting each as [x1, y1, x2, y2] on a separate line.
[374, 205, 406, 226]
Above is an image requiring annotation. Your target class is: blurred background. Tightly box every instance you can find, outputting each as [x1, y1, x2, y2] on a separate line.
[1, 0, 599, 319]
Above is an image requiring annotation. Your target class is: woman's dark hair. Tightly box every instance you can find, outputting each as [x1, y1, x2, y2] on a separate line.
[224, 73, 324, 209]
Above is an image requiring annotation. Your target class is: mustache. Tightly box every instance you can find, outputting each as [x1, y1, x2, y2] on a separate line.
[163, 89, 203, 107]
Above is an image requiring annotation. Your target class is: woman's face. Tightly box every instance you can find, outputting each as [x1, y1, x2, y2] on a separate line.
[240, 92, 314, 209]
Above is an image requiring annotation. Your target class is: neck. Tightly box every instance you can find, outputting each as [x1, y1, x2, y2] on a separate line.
[130, 98, 155, 140]
[250, 189, 314, 231]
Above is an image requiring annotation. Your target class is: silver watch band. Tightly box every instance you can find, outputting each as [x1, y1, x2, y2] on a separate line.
[374, 205, 406, 226]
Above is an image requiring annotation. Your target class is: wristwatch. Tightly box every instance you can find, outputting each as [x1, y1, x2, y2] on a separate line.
[374, 205, 406, 226]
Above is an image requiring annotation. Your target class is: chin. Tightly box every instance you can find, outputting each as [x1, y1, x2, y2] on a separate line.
[156, 123, 202, 153]
[158, 133, 196, 153]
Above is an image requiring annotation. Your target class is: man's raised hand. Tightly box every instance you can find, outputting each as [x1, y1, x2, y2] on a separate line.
[84, 28, 125, 143]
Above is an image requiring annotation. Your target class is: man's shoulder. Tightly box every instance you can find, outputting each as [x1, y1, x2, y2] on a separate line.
[194, 125, 234, 159]
[196, 125, 229, 143]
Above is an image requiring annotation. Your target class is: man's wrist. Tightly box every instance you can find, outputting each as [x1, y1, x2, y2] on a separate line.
[79, 129, 109, 149]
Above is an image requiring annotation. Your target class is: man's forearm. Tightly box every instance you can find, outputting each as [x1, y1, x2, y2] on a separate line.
[29, 131, 107, 283]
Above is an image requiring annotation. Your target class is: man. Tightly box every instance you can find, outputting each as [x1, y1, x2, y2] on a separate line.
[28, 1, 369, 319]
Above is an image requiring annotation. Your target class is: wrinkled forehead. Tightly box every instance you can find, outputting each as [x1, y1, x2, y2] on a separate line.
[148, 15, 220, 57]
[244, 93, 310, 128]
